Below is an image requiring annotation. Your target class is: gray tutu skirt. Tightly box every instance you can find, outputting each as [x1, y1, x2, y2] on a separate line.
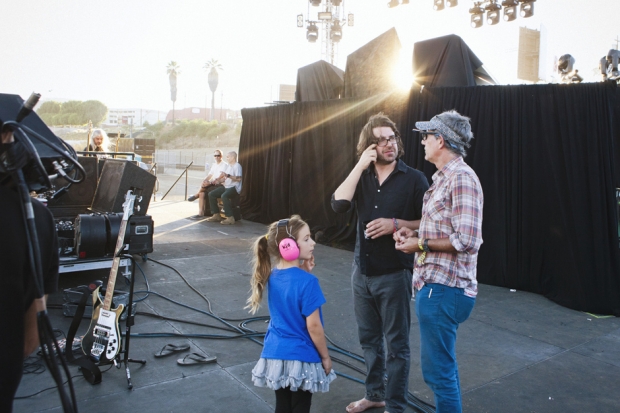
[252, 358, 336, 393]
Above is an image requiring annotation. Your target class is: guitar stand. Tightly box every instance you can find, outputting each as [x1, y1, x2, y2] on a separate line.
[116, 254, 146, 389]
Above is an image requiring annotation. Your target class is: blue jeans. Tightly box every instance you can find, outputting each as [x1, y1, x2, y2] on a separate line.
[351, 261, 412, 413]
[416, 283, 475, 413]
[208, 186, 238, 217]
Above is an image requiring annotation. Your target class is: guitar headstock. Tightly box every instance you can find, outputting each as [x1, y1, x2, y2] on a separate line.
[122, 190, 137, 220]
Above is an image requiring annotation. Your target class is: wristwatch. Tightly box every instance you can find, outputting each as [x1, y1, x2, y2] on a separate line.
[423, 239, 431, 253]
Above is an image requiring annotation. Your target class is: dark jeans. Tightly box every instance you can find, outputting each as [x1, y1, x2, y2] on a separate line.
[207, 186, 238, 217]
[416, 283, 475, 413]
[275, 387, 312, 413]
[351, 261, 412, 413]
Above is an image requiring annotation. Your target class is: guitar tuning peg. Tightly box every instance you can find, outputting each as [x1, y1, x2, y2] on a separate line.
[136, 205, 141, 212]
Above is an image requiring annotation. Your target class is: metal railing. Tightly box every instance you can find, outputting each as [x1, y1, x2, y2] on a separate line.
[161, 162, 194, 200]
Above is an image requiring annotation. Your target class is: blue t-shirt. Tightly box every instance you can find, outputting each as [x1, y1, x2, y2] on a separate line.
[260, 267, 326, 363]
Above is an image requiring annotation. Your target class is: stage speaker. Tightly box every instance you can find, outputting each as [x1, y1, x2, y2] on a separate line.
[48, 156, 99, 208]
[91, 159, 156, 216]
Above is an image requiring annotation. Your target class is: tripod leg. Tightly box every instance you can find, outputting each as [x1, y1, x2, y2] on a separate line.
[125, 362, 133, 390]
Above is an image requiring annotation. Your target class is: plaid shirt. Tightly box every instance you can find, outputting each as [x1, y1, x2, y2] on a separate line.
[413, 157, 484, 297]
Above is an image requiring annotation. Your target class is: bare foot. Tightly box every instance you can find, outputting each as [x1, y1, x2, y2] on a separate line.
[345, 398, 386, 413]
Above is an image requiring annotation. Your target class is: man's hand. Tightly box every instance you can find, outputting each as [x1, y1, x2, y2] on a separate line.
[300, 254, 315, 272]
[393, 227, 420, 254]
[357, 144, 377, 170]
[395, 235, 420, 255]
[364, 218, 394, 239]
[393, 227, 415, 243]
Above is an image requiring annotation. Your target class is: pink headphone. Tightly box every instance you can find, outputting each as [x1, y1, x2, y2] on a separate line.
[276, 219, 300, 261]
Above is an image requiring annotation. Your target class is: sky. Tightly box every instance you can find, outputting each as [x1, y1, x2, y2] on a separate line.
[2, 1, 618, 113]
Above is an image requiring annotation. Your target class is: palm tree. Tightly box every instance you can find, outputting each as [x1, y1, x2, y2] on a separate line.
[166, 61, 180, 124]
[204, 59, 223, 121]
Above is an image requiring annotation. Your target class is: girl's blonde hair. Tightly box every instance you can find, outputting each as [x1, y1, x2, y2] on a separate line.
[246, 215, 308, 314]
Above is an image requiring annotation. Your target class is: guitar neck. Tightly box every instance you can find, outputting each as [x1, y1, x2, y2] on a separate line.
[102, 218, 130, 310]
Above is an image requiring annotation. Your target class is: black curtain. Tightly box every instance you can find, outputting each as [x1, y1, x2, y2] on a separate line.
[239, 82, 620, 315]
[403, 82, 620, 315]
[344, 28, 401, 99]
[295, 60, 344, 102]
[413, 34, 488, 87]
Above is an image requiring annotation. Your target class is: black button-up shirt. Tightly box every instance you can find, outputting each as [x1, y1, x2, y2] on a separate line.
[331, 159, 429, 276]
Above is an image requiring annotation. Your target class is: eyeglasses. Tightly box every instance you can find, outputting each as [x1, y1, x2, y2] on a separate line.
[421, 132, 440, 142]
[214, 154, 221, 157]
[374, 136, 397, 147]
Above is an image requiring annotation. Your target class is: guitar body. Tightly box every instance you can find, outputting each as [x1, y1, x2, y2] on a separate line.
[81, 285, 125, 363]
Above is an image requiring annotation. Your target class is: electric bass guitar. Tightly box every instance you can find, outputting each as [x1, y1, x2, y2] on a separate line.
[81, 190, 138, 363]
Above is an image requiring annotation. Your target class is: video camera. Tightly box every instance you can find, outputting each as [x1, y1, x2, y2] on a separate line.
[0, 92, 85, 194]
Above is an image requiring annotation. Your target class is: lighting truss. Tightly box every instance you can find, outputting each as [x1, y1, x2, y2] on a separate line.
[297, 1, 352, 65]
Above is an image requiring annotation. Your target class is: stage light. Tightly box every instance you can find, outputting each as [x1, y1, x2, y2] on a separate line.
[318, 11, 332, 20]
[331, 21, 342, 43]
[485, 2, 501, 25]
[310, 0, 321, 6]
[306, 23, 319, 43]
[297, 14, 304, 28]
[502, 0, 518, 21]
[520, 0, 535, 18]
[469, 3, 484, 28]
[433, 0, 445, 11]
[388, 0, 399, 8]
[347, 13, 354, 26]
[331, 0, 342, 6]
[446, 0, 458, 7]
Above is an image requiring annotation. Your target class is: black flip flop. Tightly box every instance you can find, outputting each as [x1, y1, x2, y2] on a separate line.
[177, 352, 217, 365]
[154, 343, 191, 358]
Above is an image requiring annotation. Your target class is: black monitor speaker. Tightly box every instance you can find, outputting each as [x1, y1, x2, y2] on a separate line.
[91, 159, 156, 216]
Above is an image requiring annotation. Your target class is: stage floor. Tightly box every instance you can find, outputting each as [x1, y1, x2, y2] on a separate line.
[14, 199, 620, 413]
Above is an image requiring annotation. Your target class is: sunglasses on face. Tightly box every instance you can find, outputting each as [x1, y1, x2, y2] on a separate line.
[421, 132, 440, 142]
[214, 154, 221, 157]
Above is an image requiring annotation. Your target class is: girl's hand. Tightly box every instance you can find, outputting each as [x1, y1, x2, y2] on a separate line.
[321, 356, 332, 375]
[299, 254, 315, 272]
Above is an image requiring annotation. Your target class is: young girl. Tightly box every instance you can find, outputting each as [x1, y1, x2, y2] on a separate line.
[247, 215, 336, 413]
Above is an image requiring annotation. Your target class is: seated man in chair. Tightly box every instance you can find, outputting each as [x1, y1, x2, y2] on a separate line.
[206, 151, 242, 225]
[188, 149, 227, 219]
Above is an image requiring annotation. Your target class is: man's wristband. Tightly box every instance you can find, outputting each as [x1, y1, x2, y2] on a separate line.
[423, 239, 431, 253]
[418, 237, 424, 251]
[392, 218, 398, 233]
